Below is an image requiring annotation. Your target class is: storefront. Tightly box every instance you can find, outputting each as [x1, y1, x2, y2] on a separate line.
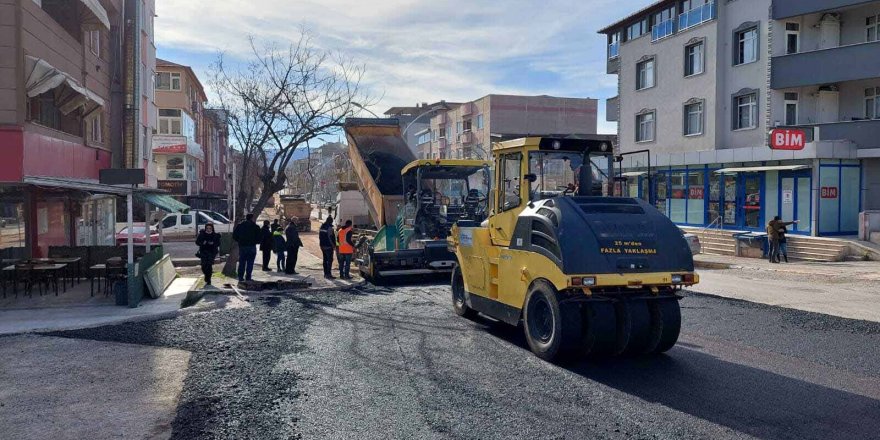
[620, 160, 862, 236]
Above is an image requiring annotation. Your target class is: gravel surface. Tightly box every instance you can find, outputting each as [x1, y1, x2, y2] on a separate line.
[48, 284, 880, 439]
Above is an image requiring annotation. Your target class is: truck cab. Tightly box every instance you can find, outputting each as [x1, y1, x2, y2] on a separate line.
[157, 211, 232, 239]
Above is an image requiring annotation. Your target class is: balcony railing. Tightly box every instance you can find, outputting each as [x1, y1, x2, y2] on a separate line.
[678, 2, 716, 31]
[459, 131, 473, 144]
[771, 40, 880, 89]
[783, 119, 880, 149]
[651, 19, 674, 42]
[608, 41, 619, 59]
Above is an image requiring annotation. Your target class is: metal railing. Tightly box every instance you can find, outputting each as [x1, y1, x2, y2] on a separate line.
[652, 19, 675, 42]
[608, 42, 619, 59]
[678, 2, 716, 31]
[701, 215, 724, 234]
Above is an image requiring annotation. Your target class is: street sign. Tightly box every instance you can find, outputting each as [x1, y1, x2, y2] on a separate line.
[99, 168, 145, 185]
[769, 129, 806, 150]
[158, 179, 188, 195]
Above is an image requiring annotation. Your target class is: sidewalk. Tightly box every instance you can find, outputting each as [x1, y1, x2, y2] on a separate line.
[691, 254, 880, 322]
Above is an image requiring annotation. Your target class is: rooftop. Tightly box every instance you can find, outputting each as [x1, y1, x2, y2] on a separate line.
[597, 0, 671, 34]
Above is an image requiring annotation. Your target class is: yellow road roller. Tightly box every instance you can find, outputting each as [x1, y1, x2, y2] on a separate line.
[449, 137, 698, 362]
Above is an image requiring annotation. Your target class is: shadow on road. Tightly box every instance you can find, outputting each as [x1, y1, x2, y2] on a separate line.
[481, 321, 880, 440]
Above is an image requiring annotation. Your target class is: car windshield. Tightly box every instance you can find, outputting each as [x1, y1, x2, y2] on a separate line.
[119, 226, 153, 234]
[205, 211, 230, 223]
[529, 151, 611, 199]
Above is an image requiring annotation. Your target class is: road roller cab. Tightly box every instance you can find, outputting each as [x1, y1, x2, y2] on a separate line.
[450, 136, 699, 362]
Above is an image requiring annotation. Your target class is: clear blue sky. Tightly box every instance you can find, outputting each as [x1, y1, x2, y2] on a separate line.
[156, 0, 649, 135]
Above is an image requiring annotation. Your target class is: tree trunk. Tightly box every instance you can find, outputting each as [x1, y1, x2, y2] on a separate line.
[222, 242, 239, 278]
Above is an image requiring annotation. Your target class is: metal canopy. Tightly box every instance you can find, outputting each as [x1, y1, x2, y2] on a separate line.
[78, 0, 111, 30]
[24, 176, 133, 195]
[620, 171, 648, 177]
[136, 193, 190, 213]
[713, 165, 810, 174]
[25, 56, 104, 114]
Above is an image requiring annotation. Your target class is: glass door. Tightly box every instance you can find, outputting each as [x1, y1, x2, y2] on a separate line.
[780, 171, 811, 234]
[739, 173, 763, 229]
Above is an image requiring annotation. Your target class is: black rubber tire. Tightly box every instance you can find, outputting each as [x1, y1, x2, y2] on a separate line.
[646, 297, 682, 354]
[523, 281, 582, 362]
[451, 266, 477, 319]
[580, 301, 618, 357]
[613, 299, 653, 356]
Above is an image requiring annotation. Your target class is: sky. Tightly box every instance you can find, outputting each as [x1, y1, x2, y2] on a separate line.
[155, 0, 647, 136]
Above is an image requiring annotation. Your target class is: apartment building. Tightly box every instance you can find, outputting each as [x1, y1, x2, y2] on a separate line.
[285, 142, 355, 204]
[600, 0, 880, 237]
[384, 101, 458, 154]
[416, 94, 599, 160]
[153, 58, 207, 198]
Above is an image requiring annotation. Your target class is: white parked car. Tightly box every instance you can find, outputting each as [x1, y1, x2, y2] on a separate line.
[157, 211, 233, 239]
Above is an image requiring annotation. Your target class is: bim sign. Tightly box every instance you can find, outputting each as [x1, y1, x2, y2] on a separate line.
[770, 129, 806, 150]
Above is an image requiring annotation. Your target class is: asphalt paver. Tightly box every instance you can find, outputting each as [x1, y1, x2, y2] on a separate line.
[48, 284, 880, 439]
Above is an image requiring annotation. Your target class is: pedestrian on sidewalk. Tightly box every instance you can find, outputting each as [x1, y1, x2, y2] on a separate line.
[337, 220, 355, 279]
[272, 227, 286, 271]
[260, 220, 273, 271]
[284, 218, 303, 274]
[232, 213, 261, 282]
[272, 218, 280, 232]
[767, 216, 798, 263]
[195, 223, 221, 286]
[777, 219, 799, 263]
[319, 216, 336, 279]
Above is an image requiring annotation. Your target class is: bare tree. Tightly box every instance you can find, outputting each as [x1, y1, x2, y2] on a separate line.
[210, 32, 372, 276]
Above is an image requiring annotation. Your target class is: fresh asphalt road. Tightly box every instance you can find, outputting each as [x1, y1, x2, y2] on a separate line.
[51, 283, 880, 440]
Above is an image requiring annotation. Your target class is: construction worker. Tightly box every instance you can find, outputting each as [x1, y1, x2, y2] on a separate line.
[337, 220, 355, 279]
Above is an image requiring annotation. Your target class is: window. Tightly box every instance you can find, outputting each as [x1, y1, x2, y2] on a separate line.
[476, 114, 484, 129]
[500, 153, 523, 211]
[158, 109, 182, 135]
[866, 87, 880, 119]
[734, 93, 757, 130]
[784, 92, 799, 125]
[636, 58, 655, 90]
[652, 6, 676, 41]
[462, 119, 472, 132]
[685, 41, 704, 76]
[88, 113, 103, 143]
[636, 111, 655, 142]
[684, 101, 703, 136]
[735, 27, 758, 65]
[180, 214, 193, 226]
[627, 18, 648, 41]
[609, 32, 620, 59]
[867, 15, 879, 42]
[89, 30, 100, 56]
[155, 72, 181, 91]
[416, 131, 432, 145]
[162, 216, 177, 228]
[456, 121, 462, 133]
[785, 23, 800, 54]
[439, 127, 446, 139]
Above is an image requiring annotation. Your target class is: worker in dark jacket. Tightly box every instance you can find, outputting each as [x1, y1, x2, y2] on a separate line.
[232, 213, 262, 282]
[272, 228, 286, 271]
[319, 216, 336, 279]
[196, 223, 221, 286]
[284, 218, 303, 274]
[259, 220, 273, 271]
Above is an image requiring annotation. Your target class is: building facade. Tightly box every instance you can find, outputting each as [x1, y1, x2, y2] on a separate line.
[416, 94, 599, 160]
[286, 142, 356, 205]
[384, 101, 458, 155]
[601, 0, 880, 236]
[153, 58, 206, 199]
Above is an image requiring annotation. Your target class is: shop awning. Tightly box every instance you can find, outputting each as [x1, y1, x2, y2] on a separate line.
[136, 193, 190, 213]
[78, 0, 111, 30]
[620, 171, 647, 177]
[24, 176, 133, 195]
[25, 57, 104, 115]
[713, 165, 810, 174]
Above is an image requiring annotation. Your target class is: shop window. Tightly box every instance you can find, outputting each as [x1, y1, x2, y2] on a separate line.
[0, 200, 26, 257]
[669, 171, 687, 223]
[654, 172, 668, 215]
[819, 166, 839, 234]
[841, 167, 860, 232]
[687, 170, 705, 224]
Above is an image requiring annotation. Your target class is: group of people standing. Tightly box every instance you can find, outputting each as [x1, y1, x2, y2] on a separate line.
[195, 212, 356, 285]
[319, 216, 354, 280]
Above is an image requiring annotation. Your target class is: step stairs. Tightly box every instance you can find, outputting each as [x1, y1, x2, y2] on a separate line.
[683, 227, 849, 262]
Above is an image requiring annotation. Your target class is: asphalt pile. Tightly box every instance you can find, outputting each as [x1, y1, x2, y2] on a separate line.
[47, 291, 351, 440]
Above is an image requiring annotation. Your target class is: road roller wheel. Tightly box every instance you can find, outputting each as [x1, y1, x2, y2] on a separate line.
[613, 299, 653, 356]
[451, 266, 477, 319]
[646, 297, 682, 354]
[580, 301, 618, 357]
[523, 281, 582, 362]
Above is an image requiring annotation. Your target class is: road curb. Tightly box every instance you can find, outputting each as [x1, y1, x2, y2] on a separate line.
[694, 260, 736, 270]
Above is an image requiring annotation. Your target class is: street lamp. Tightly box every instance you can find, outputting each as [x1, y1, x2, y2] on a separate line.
[351, 101, 380, 118]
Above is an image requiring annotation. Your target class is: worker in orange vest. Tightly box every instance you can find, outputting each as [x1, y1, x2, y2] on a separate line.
[337, 220, 355, 279]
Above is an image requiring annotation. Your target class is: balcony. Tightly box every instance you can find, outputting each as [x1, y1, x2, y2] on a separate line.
[459, 131, 473, 144]
[202, 176, 227, 195]
[460, 103, 474, 116]
[608, 41, 619, 59]
[772, 0, 873, 19]
[606, 96, 619, 122]
[771, 41, 880, 89]
[678, 2, 715, 31]
[785, 119, 880, 150]
[651, 19, 674, 42]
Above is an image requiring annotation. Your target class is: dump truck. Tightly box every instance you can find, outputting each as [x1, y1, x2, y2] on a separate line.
[449, 136, 698, 362]
[277, 195, 311, 231]
[344, 118, 491, 281]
